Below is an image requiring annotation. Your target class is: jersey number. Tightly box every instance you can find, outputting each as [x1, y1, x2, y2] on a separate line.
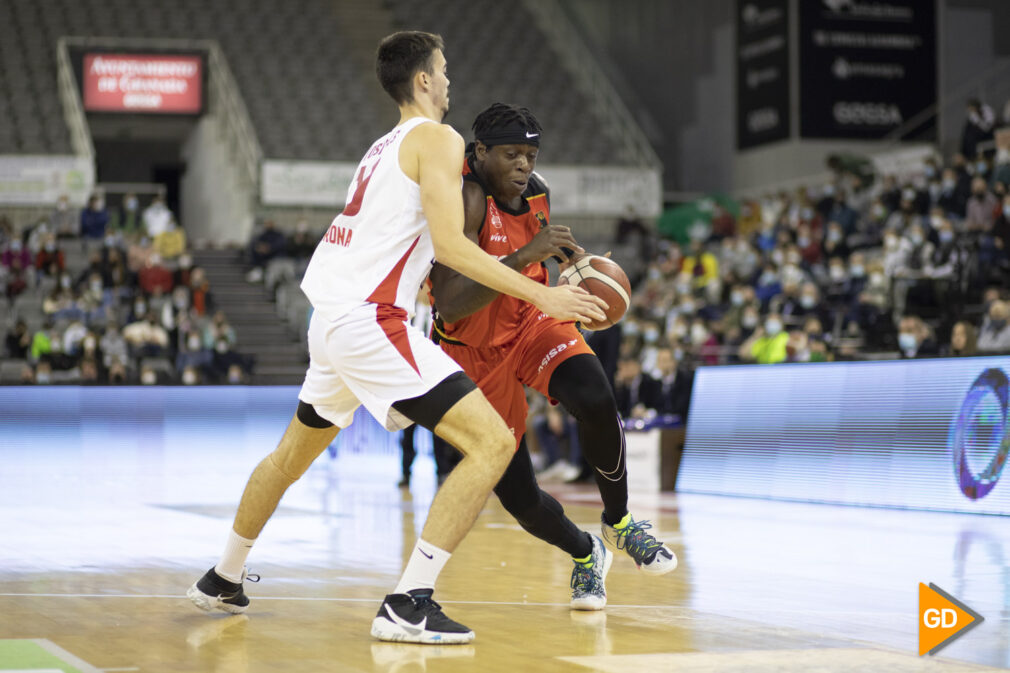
[341, 162, 379, 217]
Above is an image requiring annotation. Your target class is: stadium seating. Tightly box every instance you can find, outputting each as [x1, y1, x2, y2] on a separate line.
[2, 0, 629, 164]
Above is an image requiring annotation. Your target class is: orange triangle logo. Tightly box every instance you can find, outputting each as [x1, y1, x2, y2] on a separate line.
[919, 583, 984, 655]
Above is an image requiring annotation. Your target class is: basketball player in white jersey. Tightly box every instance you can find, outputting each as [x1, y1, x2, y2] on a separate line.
[187, 31, 606, 645]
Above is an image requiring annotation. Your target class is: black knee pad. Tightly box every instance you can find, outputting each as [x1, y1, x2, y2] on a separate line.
[296, 401, 335, 429]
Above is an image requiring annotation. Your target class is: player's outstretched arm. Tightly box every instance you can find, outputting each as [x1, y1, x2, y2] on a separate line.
[429, 182, 586, 323]
[411, 123, 606, 325]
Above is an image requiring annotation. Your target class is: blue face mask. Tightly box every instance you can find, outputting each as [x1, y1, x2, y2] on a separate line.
[898, 333, 917, 351]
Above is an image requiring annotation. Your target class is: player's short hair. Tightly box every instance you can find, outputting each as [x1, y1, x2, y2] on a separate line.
[376, 31, 444, 105]
[471, 103, 543, 148]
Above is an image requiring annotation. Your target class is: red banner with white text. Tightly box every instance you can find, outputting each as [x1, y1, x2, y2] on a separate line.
[82, 53, 203, 114]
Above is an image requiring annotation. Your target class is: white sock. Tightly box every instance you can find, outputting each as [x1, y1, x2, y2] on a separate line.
[215, 530, 256, 583]
[393, 538, 451, 595]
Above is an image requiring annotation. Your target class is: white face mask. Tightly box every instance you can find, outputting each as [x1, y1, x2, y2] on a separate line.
[765, 319, 783, 335]
[141, 371, 157, 385]
[731, 291, 744, 306]
[690, 325, 708, 344]
[800, 295, 816, 309]
[830, 266, 846, 281]
[182, 370, 197, 385]
[188, 335, 201, 350]
[215, 341, 229, 354]
[742, 314, 759, 329]
[870, 272, 885, 286]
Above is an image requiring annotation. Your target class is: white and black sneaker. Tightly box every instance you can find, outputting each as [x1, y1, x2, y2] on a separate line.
[187, 567, 259, 614]
[371, 589, 474, 644]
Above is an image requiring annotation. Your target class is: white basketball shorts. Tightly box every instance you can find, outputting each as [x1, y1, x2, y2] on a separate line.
[298, 303, 463, 431]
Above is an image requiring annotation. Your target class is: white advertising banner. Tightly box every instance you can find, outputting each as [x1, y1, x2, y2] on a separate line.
[534, 165, 662, 217]
[261, 159, 661, 217]
[260, 160, 358, 207]
[0, 155, 95, 205]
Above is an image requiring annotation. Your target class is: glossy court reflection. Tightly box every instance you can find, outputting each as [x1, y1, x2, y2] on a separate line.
[0, 388, 1007, 672]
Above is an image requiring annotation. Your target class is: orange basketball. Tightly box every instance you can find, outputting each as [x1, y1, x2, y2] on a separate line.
[557, 254, 631, 331]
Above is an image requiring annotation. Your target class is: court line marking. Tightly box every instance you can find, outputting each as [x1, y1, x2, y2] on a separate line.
[31, 639, 103, 673]
[0, 594, 908, 615]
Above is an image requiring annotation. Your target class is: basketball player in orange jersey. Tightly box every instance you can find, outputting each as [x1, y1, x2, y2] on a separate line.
[428, 103, 677, 610]
[187, 34, 606, 645]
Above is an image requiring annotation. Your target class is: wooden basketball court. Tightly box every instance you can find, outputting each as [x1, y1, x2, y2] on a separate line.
[1, 414, 1007, 672]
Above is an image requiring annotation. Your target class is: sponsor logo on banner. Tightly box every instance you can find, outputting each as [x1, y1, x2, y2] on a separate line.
[747, 107, 780, 133]
[831, 57, 905, 80]
[832, 101, 903, 126]
[741, 3, 784, 28]
[822, 0, 913, 20]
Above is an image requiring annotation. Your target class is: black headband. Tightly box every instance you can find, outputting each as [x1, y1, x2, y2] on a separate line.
[475, 121, 540, 148]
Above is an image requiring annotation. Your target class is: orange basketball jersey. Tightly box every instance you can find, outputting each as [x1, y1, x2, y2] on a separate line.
[433, 157, 551, 347]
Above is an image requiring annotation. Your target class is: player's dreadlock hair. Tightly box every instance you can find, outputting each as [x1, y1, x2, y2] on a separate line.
[471, 103, 542, 148]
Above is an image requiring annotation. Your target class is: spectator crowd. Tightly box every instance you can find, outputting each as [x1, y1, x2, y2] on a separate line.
[1, 191, 252, 385]
[527, 100, 1010, 481]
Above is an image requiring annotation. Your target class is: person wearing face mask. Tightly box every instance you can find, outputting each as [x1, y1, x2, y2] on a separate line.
[79, 194, 109, 240]
[739, 305, 761, 338]
[992, 194, 1010, 264]
[50, 194, 77, 238]
[965, 177, 998, 233]
[755, 263, 782, 305]
[738, 312, 789, 364]
[896, 315, 938, 359]
[928, 220, 963, 283]
[118, 193, 142, 235]
[961, 98, 995, 159]
[937, 168, 969, 218]
[2, 236, 32, 272]
[977, 300, 1010, 353]
[642, 347, 694, 419]
[33, 235, 65, 277]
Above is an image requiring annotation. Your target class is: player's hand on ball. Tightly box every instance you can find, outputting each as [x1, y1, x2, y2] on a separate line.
[536, 284, 608, 324]
[524, 224, 583, 265]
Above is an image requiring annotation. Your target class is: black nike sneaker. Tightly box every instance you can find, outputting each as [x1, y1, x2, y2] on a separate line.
[370, 589, 475, 644]
[187, 567, 259, 614]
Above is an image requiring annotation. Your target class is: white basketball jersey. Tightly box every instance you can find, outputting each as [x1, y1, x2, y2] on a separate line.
[301, 117, 437, 321]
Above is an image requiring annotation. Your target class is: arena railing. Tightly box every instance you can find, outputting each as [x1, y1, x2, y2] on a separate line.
[520, 0, 662, 171]
[56, 38, 95, 162]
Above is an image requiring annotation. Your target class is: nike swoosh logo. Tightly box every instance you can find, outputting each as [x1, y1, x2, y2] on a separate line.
[385, 605, 426, 635]
[596, 412, 627, 482]
[419, 549, 434, 560]
[525, 132, 539, 138]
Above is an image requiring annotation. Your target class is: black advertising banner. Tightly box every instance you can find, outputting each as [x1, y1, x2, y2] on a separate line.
[799, 0, 936, 140]
[736, 0, 791, 150]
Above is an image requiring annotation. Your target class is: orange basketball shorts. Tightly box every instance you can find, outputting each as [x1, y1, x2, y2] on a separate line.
[439, 317, 594, 449]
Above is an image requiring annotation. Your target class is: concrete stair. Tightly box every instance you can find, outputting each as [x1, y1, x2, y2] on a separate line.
[193, 249, 307, 385]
